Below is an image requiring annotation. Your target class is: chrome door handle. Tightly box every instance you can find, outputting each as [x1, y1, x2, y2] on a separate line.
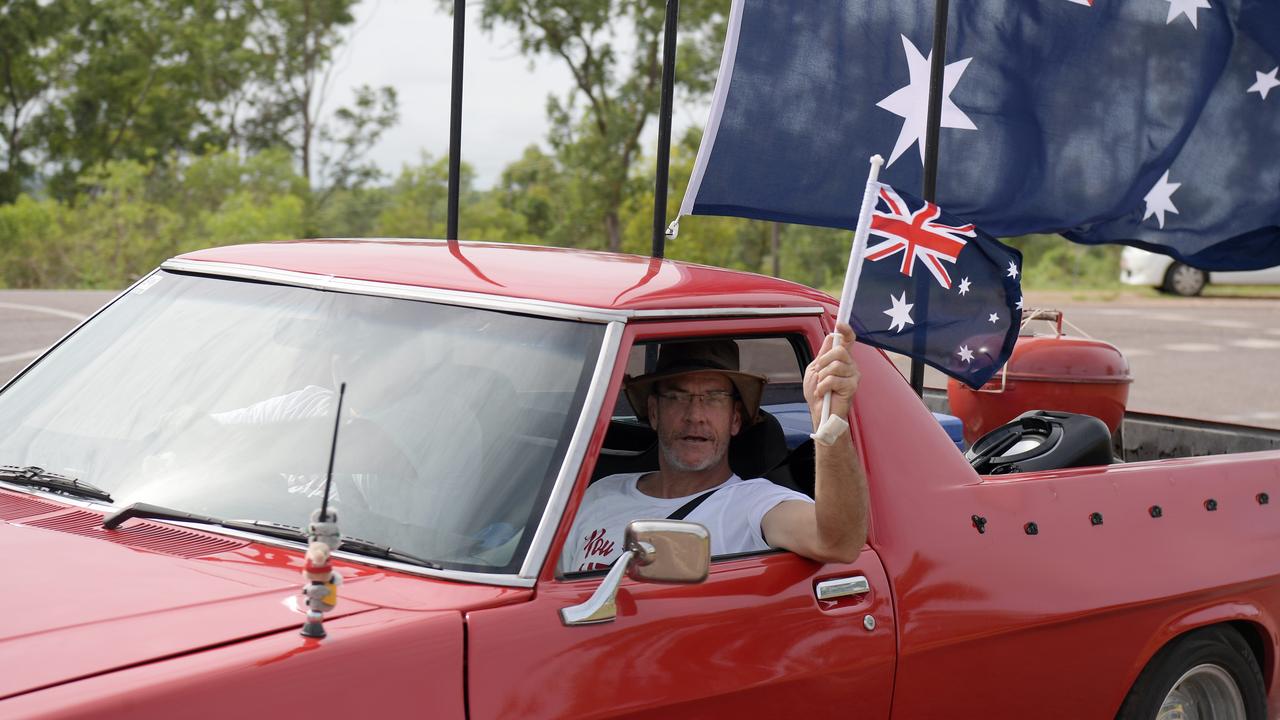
[815, 576, 870, 601]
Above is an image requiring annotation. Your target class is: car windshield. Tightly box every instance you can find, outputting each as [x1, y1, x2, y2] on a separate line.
[0, 270, 605, 573]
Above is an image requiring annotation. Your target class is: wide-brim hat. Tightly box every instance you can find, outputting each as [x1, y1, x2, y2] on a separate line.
[624, 339, 767, 426]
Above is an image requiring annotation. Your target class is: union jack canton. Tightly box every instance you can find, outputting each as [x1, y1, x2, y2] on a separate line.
[868, 185, 975, 291]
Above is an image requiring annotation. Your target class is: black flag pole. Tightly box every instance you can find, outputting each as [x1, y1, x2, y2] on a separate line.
[912, 0, 952, 398]
[651, 0, 680, 259]
[446, 0, 465, 241]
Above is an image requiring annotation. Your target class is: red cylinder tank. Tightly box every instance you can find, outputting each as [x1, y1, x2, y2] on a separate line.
[947, 310, 1132, 445]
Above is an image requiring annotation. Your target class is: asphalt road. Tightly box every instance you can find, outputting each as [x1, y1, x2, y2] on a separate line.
[891, 291, 1280, 429]
[0, 290, 119, 373]
[0, 289, 1277, 429]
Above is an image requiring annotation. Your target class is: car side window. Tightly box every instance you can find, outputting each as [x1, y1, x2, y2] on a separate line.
[593, 335, 811, 487]
[561, 334, 816, 577]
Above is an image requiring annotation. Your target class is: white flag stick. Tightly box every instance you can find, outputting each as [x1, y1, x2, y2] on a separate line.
[814, 154, 884, 441]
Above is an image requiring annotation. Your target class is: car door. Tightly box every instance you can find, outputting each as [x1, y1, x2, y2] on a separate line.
[465, 316, 896, 719]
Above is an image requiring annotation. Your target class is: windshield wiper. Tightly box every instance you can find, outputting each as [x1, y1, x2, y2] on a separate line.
[337, 536, 442, 570]
[103, 502, 307, 540]
[101, 502, 441, 569]
[0, 465, 112, 503]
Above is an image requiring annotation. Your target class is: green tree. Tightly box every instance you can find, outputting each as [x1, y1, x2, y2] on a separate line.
[621, 127, 751, 267]
[154, 147, 308, 218]
[15, 149, 311, 288]
[374, 152, 537, 244]
[492, 145, 575, 243]
[37, 0, 261, 199]
[192, 189, 305, 250]
[307, 187, 387, 238]
[0, 194, 72, 286]
[1003, 234, 1122, 289]
[171, 148, 307, 249]
[14, 0, 394, 209]
[314, 84, 398, 202]
[240, 0, 399, 233]
[0, 0, 75, 202]
[243, 0, 354, 181]
[374, 152, 454, 238]
[462, 0, 726, 252]
[65, 160, 181, 287]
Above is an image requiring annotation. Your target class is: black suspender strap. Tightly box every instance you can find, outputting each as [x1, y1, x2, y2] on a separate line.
[666, 487, 721, 521]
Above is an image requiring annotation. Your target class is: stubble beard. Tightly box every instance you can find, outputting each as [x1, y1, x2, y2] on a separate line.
[659, 435, 726, 473]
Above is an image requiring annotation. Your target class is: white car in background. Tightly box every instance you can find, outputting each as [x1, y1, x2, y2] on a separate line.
[1120, 246, 1280, 296]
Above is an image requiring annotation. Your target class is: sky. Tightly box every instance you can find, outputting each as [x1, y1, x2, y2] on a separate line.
[327, 0, 710, 188]
[325, 0, 570, 188]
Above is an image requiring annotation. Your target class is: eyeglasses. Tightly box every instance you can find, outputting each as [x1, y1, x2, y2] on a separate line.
[655, 389, 735, 410]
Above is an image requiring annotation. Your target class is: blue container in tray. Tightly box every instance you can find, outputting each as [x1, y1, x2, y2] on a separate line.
[932, 412, 966, 452]
[767, 402, 966, 452]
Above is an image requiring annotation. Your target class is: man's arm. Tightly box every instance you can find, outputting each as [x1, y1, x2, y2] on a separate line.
[209, 385, 332, 425]
[761, 324, 867, 564]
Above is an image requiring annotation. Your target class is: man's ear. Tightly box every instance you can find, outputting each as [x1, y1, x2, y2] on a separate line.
[730, 401, 744, 436]
[647, 394, 660, 428]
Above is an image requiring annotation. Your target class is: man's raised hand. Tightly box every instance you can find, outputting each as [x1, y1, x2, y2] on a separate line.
[804, 323, 860, 428]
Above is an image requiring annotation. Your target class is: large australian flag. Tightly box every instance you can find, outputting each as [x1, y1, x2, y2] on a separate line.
[678, 0, 1279, 270]
[1067, 0, 1280, 270]
[851, 183, 1021, 389]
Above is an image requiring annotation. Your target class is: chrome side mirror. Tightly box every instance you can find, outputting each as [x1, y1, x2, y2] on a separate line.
[560, 520, 710, 626]
[625, 520, 709, 583]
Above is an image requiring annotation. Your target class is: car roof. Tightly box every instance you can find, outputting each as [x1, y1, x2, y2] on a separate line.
[176, 239, 836, 314]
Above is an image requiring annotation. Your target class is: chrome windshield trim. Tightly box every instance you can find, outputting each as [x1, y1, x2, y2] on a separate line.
[161, 259, 626, 324]
[628, 306, 827, 319]
[162, 259, 827, 322]
[170, 519, 540, 587]
[518, 320, 625, 580]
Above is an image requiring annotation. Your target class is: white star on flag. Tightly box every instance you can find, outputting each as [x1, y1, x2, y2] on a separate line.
[1143, 170, 1181, 229]
[883, 292, 915, 333]
[988, 312, 1000, 323]
[1006, 261, 1019, 280]
[958, 277, 972, 295]
[1165, 0, 1211, 29]
[876, 35, 977, 167]
[1248, 67, 1280, 100]
[1016, 296, 1024, 310]
[958, 345, 975, 363]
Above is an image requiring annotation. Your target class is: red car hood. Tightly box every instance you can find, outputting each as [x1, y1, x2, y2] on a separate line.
[1, 501, 528, 700]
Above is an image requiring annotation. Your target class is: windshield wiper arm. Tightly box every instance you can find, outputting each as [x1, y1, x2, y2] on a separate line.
[338, 536, 442, 570]
[102, 502, 306, 543]
[102, 503, 440, 569]
[0, 465, 112, 503]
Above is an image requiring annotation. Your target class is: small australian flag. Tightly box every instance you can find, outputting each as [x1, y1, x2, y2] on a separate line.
[850, 183, 1022, 389]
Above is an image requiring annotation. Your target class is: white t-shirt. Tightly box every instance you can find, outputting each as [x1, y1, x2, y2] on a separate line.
[210, 385, 334, 425]
[561, 473, 813, 573]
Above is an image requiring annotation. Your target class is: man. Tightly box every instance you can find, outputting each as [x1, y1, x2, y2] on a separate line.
[562, 324, 867, 572]
[152, 320, 483, 541]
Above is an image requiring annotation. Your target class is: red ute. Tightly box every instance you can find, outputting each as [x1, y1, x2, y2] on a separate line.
[1, 240, 1277, 718]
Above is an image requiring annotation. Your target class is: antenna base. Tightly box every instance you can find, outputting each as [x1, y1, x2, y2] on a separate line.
[300, 612, 327, 639]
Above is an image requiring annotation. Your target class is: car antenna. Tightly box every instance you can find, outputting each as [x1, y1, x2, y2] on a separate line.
[300, 382, 346, 639]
